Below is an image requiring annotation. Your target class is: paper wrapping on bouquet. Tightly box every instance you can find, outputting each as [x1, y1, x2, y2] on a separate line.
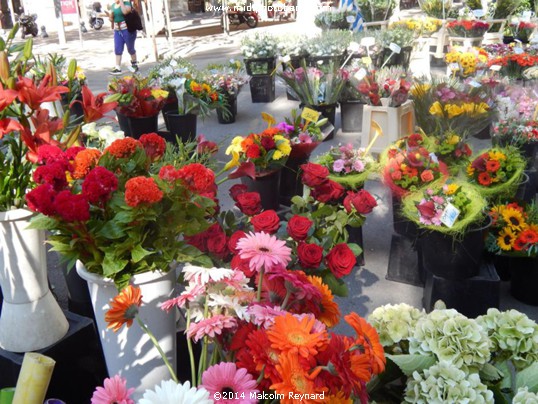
[241, 170, 281, 211]
[361, 100, 415, 154]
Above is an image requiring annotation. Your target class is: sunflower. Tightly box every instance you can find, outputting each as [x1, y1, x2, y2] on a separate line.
[105, 285, 142, 332]
[497, 227, 517, 251]
[267, 313, 328, 359]
[502, 208, 526, 231]
[306, 275, 340, 328]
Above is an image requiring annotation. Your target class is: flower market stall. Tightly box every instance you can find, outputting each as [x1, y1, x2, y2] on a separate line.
[1, 4, 538, 402]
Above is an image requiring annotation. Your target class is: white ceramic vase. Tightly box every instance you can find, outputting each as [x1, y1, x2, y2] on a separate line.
[0, 209, 69, 352]
[76, 262, 177, 399]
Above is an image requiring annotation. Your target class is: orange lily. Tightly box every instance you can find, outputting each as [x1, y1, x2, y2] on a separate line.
[21, 109, 63, 162]
[16, 75, 69, 111]
[76, 85, 118, 123]
[0, 118, 24, 139]
[0, 82, 18, 112]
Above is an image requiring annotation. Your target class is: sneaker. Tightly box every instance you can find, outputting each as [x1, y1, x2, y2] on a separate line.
[128, 63, 139, 73]
[109, 67, 122, 75]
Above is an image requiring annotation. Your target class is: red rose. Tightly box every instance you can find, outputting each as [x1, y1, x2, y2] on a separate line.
[185, 232, 207, 252]
[229, 184, 249, 201]
[231, 254, 255, 277]
[300, 163, 329, 187]
[228, 230, 247, 253]
[287, 215, 313, 241]
[311, 180, 345, 203]
[251, 210, 280, 234]
[236, 192, 262, 216]
[297, 242, 323, 269]
[325, 243, 356, 278]
[343, 189, 377, 214]
[260, 136, 275, 150]
[417, 200, 436, 220]
[390, 169, 402, 181]
[207, 232, 229, 259]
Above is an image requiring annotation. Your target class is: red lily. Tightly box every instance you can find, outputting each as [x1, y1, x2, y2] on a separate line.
[0, 118, 24, 139]
[0, 82, 18, 113]
[20, 109, 63, 163]
[16, 74, 69, 111]
[75, 85, 118, 123]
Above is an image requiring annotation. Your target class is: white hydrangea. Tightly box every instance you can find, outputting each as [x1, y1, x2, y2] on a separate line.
[368, 303, 425, 346]
[513, 387, 538, 404]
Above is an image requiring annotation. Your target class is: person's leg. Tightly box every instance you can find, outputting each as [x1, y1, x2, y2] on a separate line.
[125, 31, 138, 72]
[111, 29, 125, 74]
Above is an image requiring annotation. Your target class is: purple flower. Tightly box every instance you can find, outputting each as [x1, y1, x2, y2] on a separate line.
[352, 159, 365, 172]
[298, 132, 313, 143]
[333, 159, 345, 172]
[275, 122, 295, 134]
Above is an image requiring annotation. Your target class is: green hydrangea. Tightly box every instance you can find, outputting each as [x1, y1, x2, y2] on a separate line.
[368, 303, 425, 347]
[404, 362, 494, 404]
[513, 387, 538, 403]
[476, 308, 538, 370]
[409, 309, 491, 372]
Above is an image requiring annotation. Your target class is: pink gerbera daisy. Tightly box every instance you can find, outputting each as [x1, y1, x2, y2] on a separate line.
[246, 303, 286, 328]
[236, 232, 291, 273]
[160, 283, 206, 312]
[187, 314, 238, 342]
[266, 266, 322, 301]
[200, 362, 259, 404]
[91, 375, 134, 404]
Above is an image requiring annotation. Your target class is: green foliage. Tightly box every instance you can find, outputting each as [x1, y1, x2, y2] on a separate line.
[357, 0, 396, 21]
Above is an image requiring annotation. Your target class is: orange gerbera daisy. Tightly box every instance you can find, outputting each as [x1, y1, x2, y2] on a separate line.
[307, 275, 340, 328]
[267, 313, 328, 359]
[271, 351, 327, 404]
[518, 229, 538, 244]
[105, 285, 142, 332]
[478, 172, 492, 186]
[345, 313, 386, 375]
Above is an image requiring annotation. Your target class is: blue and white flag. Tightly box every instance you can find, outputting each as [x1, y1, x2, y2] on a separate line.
[339, 0, 363, 31]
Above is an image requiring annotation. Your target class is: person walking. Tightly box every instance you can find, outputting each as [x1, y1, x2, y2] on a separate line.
[107, 0, 138, 75]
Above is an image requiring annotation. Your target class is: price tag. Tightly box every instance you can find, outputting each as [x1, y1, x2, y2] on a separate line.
[429, 152, 439, 164]
[360, 36, 376, 47]
[348, 41, 360, 53]
[469, 79, 482, 87]
[354, 68, 367, 80]
[472, 9, 485, 17]
[361, 56, 372, 65]
[389, 43, 401, 54]
[440, 203, 460, 228]
[490, 64, 501, 71]
[449, 62, 460, 70]
[514, 47, 524, 54]
[346, 15, 356, 23]
[301, 107, 321, 122]
[281, 54, 291, 63]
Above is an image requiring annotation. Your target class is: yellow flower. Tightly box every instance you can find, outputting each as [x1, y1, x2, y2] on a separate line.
[466, 164, 475, 176]
[475, 102, 490, 115]
[224, 150, 240, 171]
[429, 101, 444, 117]
[273, 150, 284, 160]
[411, 83, 431, 97]
[274, 135, 291, 156]
[444, 183, 459, 195]
[502, 208, 526, 232]
[497, 227, 517, 251]
[444, 104, 463, 119]
[488, 150, 506, 161]
[225, 136, 244, 155]
[151, 89, 168, 99]
[202, 83, 211, 93]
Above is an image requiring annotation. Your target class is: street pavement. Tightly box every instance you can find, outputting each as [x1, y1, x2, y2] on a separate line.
[26, 18, 538, 330]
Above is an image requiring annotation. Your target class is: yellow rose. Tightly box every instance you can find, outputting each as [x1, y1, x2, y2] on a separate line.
[429, 101, 444, 117]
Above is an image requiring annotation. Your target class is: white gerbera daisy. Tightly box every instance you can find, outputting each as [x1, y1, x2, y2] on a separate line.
[139, 380, 213, 404]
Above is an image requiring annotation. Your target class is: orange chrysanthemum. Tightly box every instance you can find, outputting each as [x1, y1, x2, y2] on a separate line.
[72, 148, 102, 180]
[105, 138, 142, 159]
[270, 351, 327, 404]
[344, 313, 386, 375]
[105, 285, 142, 332]
[307, 275, 340, 328]
[267, 313, 329, 359]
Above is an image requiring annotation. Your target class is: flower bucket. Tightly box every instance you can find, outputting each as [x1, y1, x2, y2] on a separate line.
[245, 57, 277, 76]
[241, 170, 281, 211]
[76, 263, 177, 400]
[164, 112, 197, 143]
[0, 209, 69, 352]
[392, 195, 419, 240]
[249, 75, 276, 103]
[303, 103, 337, 141]
[128, 114, 159, 139]
[510, 256, 538, 306]
[340, 100, 364, 133]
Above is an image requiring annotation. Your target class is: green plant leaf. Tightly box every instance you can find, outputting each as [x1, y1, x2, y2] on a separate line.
[97, 220, 126, 239]
[131, 244, 154, 263]
[27, 215, 58, 230]
[322, 272, 348, 297]
[480, 362, 504, 382]
[347, 242, 362, 257]
[102, 254, 128, 278]
[516, 362, 538, 393]
[385, 354, 436, 376]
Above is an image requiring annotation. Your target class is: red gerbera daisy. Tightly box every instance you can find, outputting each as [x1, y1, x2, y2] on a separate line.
[478, 172, 493, 186]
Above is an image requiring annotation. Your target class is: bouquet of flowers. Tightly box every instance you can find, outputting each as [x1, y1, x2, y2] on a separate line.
[304, 29, 353, 57]
[27, 135, 217, 289]
[507, 20, 536, 43]
[277, 64, 346, 106]
[435, 131, 473, 173]
[206, 60, 248, 97]
[492, 119, 538, 147]
[277, 109, 324, 158]
[393, 17, 443, 36]
[240, 32, 278, 59]
[494, 84, 537, 121]
[411, 77, 495, 137]
[446, 19, 490, 37]
[108, 75, 169, 118]
[486, 201, 538, 256]
[487, 49, 538, 79]
[445, 46, 489, 77]
[225, 127, 292, 175]
[466, 146, 526, 198]
[352, 67, 412, 107]
[400, 180, 487, 236]
[316, 143, 377, 189]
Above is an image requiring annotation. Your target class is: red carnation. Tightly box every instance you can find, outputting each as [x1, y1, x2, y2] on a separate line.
[300, 163, 329, 187]
[33, 162, 68, 191]
[343, 189, 377, 215]
[139, 133, 166, 161]
[311, 179, 345, 203]
[228, 230, 247, 253]
[287, 215, 313, 241]
[229, 184, 248, 201]
[26, 184, 57, 216]
[82, 166, 118, 204]
[236, 192, 262, 216]
[297, 242, 323, 269]
[246, 144, 261, 159]
[53, 190, 90, 222]
[325, 243, 356, 278]
[124, 176, 163, 207]
[251, 210, 280, 234]
[105, 137, 142, 159]
[176, 163, 216, 195]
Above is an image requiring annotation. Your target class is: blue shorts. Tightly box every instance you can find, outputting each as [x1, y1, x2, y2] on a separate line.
[114, 29, 137, 56]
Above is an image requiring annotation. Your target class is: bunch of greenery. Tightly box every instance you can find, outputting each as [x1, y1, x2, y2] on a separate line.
[314, 9, 356, 30]
[418, 0, 457, 19]
[379, 25, 416, 48]
[357, 0, 396, 22]
[305, 30, 353, 57]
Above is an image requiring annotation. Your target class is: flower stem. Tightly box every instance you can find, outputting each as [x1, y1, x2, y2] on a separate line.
[185, 309, 197, 386]
[281, 288, 291, 310]
[136, 316, 178, 383]
[256, 267, 265, 302]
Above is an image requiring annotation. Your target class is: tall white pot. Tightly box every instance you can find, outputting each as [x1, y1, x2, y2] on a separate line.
[76, 262, 177, 399]
[0, 209, 69, 352]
